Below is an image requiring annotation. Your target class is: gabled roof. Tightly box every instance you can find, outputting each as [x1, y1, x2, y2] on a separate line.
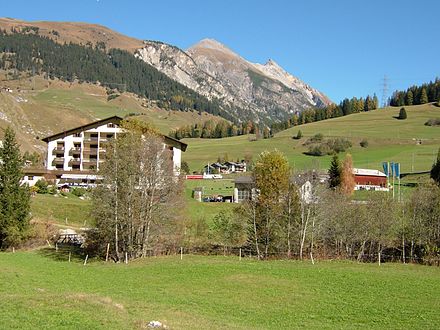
[42, 116, 124, 142]
[42, 116, 187, 151]
[353, 168, 386, 177]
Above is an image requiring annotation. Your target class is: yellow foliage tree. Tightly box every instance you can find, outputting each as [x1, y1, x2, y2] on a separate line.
[341, 154, 356, 195]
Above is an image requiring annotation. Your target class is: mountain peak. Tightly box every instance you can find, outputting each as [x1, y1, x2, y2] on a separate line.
[188, 38, 236, 56]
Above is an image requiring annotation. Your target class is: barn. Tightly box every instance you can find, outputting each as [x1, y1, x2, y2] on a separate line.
[353, 168, 388, 191]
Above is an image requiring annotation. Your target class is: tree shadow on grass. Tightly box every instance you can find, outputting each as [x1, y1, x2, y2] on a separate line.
[37, 244, 87, 263]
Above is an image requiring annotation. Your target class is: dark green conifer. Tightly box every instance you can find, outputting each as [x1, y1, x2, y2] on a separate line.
[0, 127, 30, 249]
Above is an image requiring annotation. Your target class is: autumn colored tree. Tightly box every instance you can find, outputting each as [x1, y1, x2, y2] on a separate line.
[341, 154, 356, 195]
[251, 150, 290, 258]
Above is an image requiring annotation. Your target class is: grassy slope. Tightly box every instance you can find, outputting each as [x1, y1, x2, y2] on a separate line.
[0, 252, 439, 329]
[0, 75, 224, 153]
[182, 104, 440, 173]
[31, 194, 92, 228]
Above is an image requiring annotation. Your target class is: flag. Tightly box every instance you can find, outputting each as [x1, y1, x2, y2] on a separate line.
[394, 163, 400, 178]
[382, 162, 389, 177]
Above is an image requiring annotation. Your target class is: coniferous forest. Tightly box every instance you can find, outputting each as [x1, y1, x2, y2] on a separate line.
[390, 79, 440, 106]
[0, 30, 237, 121]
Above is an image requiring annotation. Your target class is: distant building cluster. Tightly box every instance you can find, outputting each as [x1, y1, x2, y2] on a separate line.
[203, 161, 247, 175]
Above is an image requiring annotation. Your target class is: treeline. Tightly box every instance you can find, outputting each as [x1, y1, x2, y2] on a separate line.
[170, 120, 271, 139]
[270, 95, 379, 134]
[390, 79, 440, 106]
[0, 30, 236, 121]
[185, 150, 440, 265]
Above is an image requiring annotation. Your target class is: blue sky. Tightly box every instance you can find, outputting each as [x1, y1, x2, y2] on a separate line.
[2, 0, 440, 103]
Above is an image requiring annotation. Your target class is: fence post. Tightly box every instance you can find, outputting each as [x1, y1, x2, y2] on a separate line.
[68, 251, 71, 263]
[83, 254, 88, 266]
[239, 248, 242, 261]
[180, 247, 183, 260]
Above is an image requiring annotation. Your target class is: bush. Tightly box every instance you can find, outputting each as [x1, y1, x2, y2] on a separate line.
[293, 130, 303, 140]
[360, 139, 369, 148]
[425, 118, 440, 126]
[305, 137, 351, 156]
[34, 179, 49, 194]
[107, 94, 120, 101]
[71, 187, 87, 197]
[310, 133, 324, 143]
[327, 138, 352, 153]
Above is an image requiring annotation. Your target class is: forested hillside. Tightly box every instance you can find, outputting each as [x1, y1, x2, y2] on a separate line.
[0, 31, 238, 121]
[390, 79, 440, 106]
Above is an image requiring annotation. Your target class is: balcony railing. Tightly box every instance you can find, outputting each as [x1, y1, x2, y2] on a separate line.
[52, 147, 64, 154]
[51, 157, 64, 166]
[83, 137, 99, 142]
[68, 158, 81, 166]
[82, 148, 99, 155]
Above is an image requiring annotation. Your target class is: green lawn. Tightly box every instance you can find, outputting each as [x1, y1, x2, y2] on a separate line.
[184, 179, 235, 226]
[31, 193, 92, 228]
[182, 104, 440, 173]
[0, 252, 439, 329]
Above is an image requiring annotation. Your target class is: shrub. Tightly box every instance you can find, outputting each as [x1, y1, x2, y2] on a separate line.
[107, 94, 120, 101]
[310, 133, 324, 143]
[293, 130, 303, 140]
[360, 139, 369, 148]
[34, 179, 49, 194]
[425, 118, 440, 126]
[305, 137, 351, 156]
[71, 187, 87, 197]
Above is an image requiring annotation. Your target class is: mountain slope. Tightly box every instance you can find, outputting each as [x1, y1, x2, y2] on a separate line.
[182, 104, 440, 173]
[0, 17, 143, 52]
[0, 74, 224, 155]
[136, 38, 332, 124]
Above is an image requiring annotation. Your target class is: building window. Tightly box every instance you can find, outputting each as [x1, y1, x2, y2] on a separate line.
[73, 132, 81, 137]
[28, 176, 34, 180]
[107, 123, 115, 128]
[237, 189, 250, 201]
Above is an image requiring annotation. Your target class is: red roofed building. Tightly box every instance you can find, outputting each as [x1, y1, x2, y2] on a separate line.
[353, 168, 388, 191]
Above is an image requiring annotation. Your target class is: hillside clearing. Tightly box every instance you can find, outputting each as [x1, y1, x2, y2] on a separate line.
[182, 104, 440, 173]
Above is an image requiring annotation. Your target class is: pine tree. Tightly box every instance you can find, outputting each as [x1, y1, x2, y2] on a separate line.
[0, 127, 30, 249]
[398, 107, 407, 120]
[420, 88, 428, 104]
[406, 90, 413, 105]
[430, 148, 440, 185]
[328, 154, 342, 189]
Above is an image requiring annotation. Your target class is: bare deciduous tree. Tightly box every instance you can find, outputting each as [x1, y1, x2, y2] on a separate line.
[90, 126, 183, 261]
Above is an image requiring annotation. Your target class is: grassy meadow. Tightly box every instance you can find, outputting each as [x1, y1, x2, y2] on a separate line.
[1, 252, 439, 329]
[31, 193, 92, 228]
[182, 104, 440, 173]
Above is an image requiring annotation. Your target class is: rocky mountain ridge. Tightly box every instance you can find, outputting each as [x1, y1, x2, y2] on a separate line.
[136, 38, 332, 124]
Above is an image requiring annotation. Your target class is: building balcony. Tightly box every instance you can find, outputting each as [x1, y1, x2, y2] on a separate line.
[83, 137, 99, 143]
[52, 147, 64, 155]
[68, 158, 81, 166]
[51, 157, 64, 166]
[69, 147, 81, 155]
[83, 148, 99, 155]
